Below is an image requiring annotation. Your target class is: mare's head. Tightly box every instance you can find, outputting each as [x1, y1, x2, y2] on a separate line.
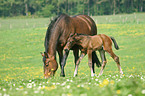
[41, 52, 58, 79]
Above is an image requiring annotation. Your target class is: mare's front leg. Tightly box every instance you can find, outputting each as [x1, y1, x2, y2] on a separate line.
[57, 49, 64, 76]
[87, 50, 95, 77]
[99, 50, 107, 76]
[74, 52, 86, 77]
[60, 48, 70, 77]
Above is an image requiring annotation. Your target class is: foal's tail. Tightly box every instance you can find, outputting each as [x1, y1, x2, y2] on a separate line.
[110, 37, 119, 50]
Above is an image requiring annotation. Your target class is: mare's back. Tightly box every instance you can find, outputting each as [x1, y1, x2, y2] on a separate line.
[72, 15, 97, 35]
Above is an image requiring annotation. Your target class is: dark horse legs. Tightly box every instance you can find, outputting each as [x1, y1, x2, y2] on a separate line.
[60, 49, 70, 77]
[61, 49, 100, 77]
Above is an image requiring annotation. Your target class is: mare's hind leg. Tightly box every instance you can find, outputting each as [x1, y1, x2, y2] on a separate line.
[106, 49, 123, 75]
[74, 52, 86, 77]
[99, 50, 107, 76]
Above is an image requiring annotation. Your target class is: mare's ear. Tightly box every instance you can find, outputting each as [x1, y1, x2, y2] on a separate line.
[44, 52, 48, 58]
[40, 52, 44, 57]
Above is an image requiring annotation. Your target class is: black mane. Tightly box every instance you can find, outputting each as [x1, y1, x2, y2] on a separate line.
[44, 14, 67, 52]
[76, 33, 89, 36]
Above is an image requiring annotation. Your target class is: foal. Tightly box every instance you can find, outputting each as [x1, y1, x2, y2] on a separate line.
[64, 33, 123, 77]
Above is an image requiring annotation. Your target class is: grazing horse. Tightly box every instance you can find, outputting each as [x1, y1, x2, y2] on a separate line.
[41, 14, 101, 78]
[64, 33, 123, 77]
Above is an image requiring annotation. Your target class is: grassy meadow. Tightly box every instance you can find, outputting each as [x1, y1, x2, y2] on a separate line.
[0, 13, 145, 96]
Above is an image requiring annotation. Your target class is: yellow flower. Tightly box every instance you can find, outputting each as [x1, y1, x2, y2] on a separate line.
[77, 85, 80, 87]
[103, 79, 109, 85]
[67, 93, 72, 96]
[116, 90, 121, 94]
[132, 67, 135, 69]
[99, 83, 104, 88]
[110, 80, 115, 85]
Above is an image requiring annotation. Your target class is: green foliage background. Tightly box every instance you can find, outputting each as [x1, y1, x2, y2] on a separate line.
[0, 0, 145, 17]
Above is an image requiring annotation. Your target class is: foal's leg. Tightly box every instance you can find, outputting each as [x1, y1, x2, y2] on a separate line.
[87, 50, 95, 77]
[99, 50, 107, 76]
[106, 49, 123, 75]
[74, 52, 86, 77]
[73, 49, 79, 77]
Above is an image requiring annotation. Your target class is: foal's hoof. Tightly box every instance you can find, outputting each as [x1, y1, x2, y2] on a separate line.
[73, 74, 78, 77]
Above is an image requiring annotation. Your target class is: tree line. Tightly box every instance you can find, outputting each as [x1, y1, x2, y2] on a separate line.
[0, 0, 145, 17]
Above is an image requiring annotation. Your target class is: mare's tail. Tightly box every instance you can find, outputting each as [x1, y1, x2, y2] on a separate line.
[92, 51, 101, 67]
[110, 37, 119, 50]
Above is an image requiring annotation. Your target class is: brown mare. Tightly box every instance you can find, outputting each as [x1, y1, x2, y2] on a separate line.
[64, 33, 123, 77]
[41, 14, 101, 78]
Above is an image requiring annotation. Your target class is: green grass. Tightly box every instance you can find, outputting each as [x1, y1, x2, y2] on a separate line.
[0, 13, 145, 96]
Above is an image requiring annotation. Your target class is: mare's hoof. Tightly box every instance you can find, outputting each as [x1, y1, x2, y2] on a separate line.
[60, 74, 65, 77]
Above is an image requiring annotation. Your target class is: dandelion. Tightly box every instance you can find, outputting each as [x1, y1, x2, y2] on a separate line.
[95, 79, 98, 81]
[16, 88, 19, 90]
[132, 67, 135, 69]
[67, 79, 70, 81]
[141, 89, 145, 94]
[13, 84, 15, 86]
[129, 74, 134, 78]
[80, 93, 87, 96]
[56, 83, 60, 85]
[66, 85, 70, 89]
[27, 83, 32, 88]
[47, 81, 50, 84]
[128, 94, 132, 96]
[3, 93, 9, 96]
[103, 79, 109, 85]
[41, 91, 44, 94]
[67, 93, 72, 96]
[116, 90, 121, 94]
[3, 88, 6, 91]
[99, 83, 104, 88]
[70, 80, 73, 82]
[34, 90, 39, 93]
[61, 82, 66, 86]
[77, 85, 80, 87]
[24, 91, 28, 94]
[110, 80, 115, 85]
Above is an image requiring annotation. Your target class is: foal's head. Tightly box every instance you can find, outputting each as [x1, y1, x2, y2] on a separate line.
[64, 33, 79, 50]
[41, 52, 58, 79]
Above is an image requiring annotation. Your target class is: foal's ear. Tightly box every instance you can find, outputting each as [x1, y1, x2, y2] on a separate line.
[40, 52, 44, 57]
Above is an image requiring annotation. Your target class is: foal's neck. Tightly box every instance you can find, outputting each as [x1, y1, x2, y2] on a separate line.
[75, 35, 90, 46]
